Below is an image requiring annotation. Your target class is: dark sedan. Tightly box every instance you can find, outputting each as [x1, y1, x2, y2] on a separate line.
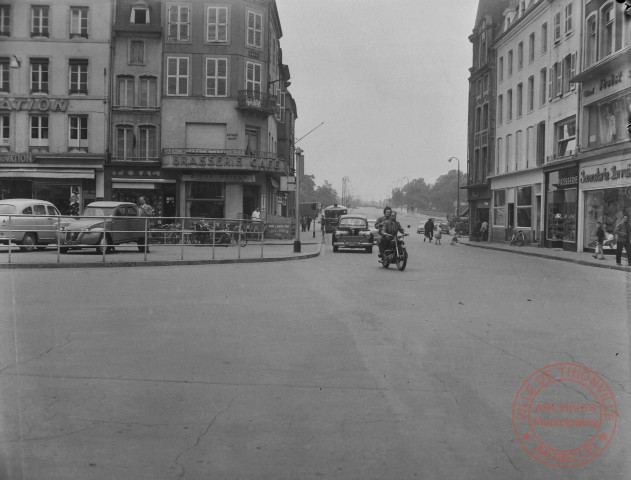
[332, 214, 374, 253]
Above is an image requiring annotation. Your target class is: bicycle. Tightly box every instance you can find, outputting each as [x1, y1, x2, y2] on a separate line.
[509, 228, 526, 247]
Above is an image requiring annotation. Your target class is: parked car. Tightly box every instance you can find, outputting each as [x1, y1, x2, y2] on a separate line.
[57, 201, 148, 254]
[367, 219, 381, 244]
[0, 199, 62, 251]
[439, 221, 450, 234]
[332, 214, 374, 253]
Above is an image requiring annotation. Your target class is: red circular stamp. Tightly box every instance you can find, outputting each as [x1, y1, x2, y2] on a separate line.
[513, 363, 617, 468]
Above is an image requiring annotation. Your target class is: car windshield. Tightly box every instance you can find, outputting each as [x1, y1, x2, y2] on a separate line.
[339, 218, 366, 228]
[0, 205, 17, 214]
[83, 206, 115, 217]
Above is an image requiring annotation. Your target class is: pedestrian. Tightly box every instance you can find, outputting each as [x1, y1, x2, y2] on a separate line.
[306, 216, 312, 231]
[450, 235, 459, 245]
[301, 216, 307, 232]
[424, 218, 434, 243]
[593, 221, 606, 260]
[614, 214, 631, 266]
[434, 224, 442, 245]
[69, 187, 80, 216]
[480, 220, 488, 241]
[252, 207, 261, 221]
[137, 195, 154, 253]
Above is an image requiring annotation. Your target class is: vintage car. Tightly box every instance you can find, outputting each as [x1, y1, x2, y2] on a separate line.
[332, 214, 374, 253]
[57, 201, 149, 254]
[0, 199, 62, 251]
[439, 221, 450, 234]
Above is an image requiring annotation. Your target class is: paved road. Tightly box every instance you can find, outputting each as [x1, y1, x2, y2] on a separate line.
[0, 223, 629, 479]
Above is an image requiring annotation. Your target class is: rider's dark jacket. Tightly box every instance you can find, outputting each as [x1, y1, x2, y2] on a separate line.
[382, 218, 404, 236]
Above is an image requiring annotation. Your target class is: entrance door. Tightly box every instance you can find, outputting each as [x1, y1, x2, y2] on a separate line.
[243, 185, 260, 218]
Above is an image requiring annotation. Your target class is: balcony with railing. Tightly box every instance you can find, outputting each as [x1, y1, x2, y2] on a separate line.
[162, 148, 284, 161]
[236, 90, 277, 116]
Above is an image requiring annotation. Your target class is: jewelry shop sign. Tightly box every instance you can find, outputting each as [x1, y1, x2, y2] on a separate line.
[163, 153, 285, 173]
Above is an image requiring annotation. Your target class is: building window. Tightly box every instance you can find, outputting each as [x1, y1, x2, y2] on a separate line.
[70, 7, 88, 38]
[554, 12, 561, 43]
[117, 75, 134, 106]
[586, 15, 597, 67]
[625, 8, 631, 47]
[246, 11, 262, 48]
[518, 42, 523, 70]
[498, 94, 503, 125]
[601, 4, 614, 58]
[565, 2, 573, 36]
[507, 89, 513, 121]
[245, 61, 262, 94]
[30, 58, 49, 93]
[167, 57, 188, 96]
[556, 118, 576, 157]
[482, 104, 488, 130]
[480, 26, 487, 65]
[516, 186, 532, 228]
[527, 76, 534, 112]
[529, 32, 535, 63]
[585, 92, 631, 148]
[496, 137, 503, 174]
[30, 115, 49, 150]
[517, 83, 523, 118]
[483, 74, 488, 93]
[68, 115, 88, 152]
[0, 5, 10, 37]
[205, 58, 227, 97]
[31, 6, 49, 37]
[131, 3, 150, 24]
[207, 6, 228, 42]
[562, 53, 576, 94]
[0, 57, 8, 93]
[541, 22, 547, 53]
[498, 56, 504, 82]
[138, 76, 157, 107]
[493, 190, 506, 226]
[539, 68, 547, 106]
[138, 125, 157, 160]
[276, 90, 285, 123]
[167, 4, 190, 42]
[130, 40, 145, 65]
[0, 114, 9, 149]
[506, 134, 513, 171]
[508, 50, 513, 77]
[475, 107, 481, 132]
[69, 59, 88, 94]
[116, 126, 134, 159]
[516, 130, 523, 170]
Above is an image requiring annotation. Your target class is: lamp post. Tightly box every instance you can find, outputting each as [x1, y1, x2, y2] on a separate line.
[294, 147, 304, 252]
[448, 157, 460, 217]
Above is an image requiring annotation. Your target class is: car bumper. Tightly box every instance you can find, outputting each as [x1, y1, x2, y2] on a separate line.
[57, 231, 102, 246]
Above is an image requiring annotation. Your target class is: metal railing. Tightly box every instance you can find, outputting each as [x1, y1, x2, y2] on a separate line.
[0, 214, 309, 265]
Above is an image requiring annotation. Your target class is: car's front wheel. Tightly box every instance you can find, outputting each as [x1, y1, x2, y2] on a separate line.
[333, 245, 339, 252]
[365, 246, 373, 254]
[96, 234, 111, 255]
[19, 233, 37, 252]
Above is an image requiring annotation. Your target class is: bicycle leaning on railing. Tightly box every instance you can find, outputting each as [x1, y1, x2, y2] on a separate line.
[509, 227, 526, 247]
[191, 221, 247, 247]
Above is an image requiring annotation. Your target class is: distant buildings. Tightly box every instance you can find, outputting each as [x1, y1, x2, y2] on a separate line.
[0, 0, 297, 223]
[468, 0, 631, 253]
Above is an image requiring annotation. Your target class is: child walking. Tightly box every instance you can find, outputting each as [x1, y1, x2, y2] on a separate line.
[434, 225, 442, 245]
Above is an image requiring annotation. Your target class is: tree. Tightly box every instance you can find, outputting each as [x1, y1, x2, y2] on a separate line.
[315, 180, 338, 207]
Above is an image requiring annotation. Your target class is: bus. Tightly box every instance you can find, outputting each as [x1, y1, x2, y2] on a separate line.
[322, 204, 348, 233]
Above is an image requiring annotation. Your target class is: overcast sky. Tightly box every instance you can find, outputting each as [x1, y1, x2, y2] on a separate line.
[276, 0, 480, 202]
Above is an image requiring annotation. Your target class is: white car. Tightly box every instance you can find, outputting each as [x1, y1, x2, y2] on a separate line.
[0, 199, 62, 251]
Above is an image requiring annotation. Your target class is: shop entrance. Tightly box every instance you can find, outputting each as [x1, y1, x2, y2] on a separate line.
[243, 185, 260, 218]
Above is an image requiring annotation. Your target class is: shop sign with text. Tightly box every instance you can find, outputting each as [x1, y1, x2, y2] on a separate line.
[0, 153, 34, 163]
[111, 168, 170, 179]
[181, 174, 256, 183]
[163, 154, 285, 173]
[580, 162, 631, 185]
[0, 98, 69, 112]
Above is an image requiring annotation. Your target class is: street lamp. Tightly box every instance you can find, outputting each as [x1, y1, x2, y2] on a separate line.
[294, 147, 304, 252]
[448, 157, 460, 217]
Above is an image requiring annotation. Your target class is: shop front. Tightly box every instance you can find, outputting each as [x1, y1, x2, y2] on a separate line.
[579, 159, 631, 252]
[162, 150, 286, 222]
[105, 166, 177, 223]
[544, 164, 579, 251]
[0, 152, 104, 215]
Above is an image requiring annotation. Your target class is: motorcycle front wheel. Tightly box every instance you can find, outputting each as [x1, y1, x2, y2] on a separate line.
[395, 249, 408, 271]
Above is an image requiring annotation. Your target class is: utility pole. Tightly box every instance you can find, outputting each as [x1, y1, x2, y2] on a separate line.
[294, 148, 304, 252]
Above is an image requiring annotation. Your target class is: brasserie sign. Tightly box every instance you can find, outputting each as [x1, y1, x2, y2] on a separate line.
[163, 153, 285, 173]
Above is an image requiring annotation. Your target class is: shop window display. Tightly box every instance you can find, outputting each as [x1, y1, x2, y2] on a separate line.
[516, 186, 532, 228]
[583, 188, 631, 248]
[493, 190, 506, 226]
[585, 92, 631, 148]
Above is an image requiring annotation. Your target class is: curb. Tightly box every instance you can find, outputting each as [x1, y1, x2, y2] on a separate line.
[462, 241, 629, 271]
[0, 244, 323, 270]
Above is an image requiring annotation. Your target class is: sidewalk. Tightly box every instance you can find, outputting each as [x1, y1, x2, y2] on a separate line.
[0, 229, 323, 269]
[457, 235, 629, 271]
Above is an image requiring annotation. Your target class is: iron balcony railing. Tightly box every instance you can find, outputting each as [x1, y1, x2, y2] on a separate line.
[236, 90, 277, 116]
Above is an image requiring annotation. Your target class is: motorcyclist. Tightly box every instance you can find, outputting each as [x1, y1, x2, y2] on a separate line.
[375, 206, 393, 259]
[379, 211, 405, 261]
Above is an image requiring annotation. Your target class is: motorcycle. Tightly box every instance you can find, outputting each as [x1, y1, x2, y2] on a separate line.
[380, 232, 409, 271]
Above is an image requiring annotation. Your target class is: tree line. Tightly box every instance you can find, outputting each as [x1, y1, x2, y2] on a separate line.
[300, 170, 467, 214]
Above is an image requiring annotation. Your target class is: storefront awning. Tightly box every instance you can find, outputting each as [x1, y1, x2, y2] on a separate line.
[0, 169, 94, 179]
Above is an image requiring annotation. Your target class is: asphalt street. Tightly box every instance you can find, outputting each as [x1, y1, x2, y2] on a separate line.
[0, 207, 629, 479]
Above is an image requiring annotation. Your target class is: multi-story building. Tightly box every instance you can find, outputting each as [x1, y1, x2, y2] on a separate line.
[106, 0, 171, 218]
[158, 0, 292, 222]
[0, 0, 111, 212]
[466, 0, 509, 236]
[572, 0, 631, 253]
[487, 0, 582, 250]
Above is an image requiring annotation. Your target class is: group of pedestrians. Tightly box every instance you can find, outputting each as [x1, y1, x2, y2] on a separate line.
[300, 216, 313, 232]
[422, 218, 445, 245]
